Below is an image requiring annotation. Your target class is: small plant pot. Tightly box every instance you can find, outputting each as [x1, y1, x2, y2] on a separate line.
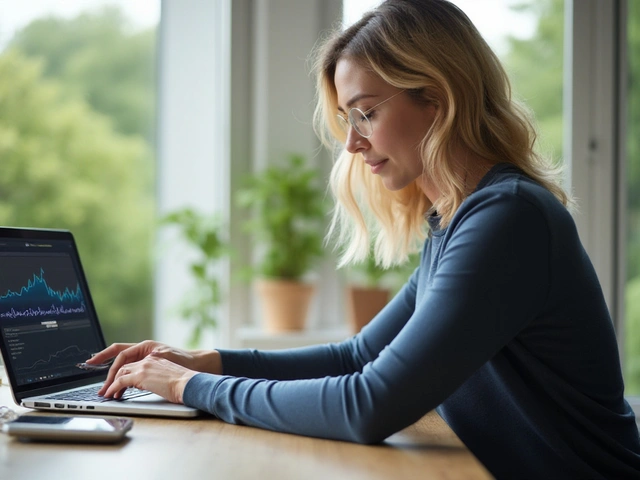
[346, 286, 390, 333]
[256, 279, 315, 332]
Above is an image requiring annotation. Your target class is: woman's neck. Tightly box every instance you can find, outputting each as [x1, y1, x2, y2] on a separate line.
[418, 151, 495, 204]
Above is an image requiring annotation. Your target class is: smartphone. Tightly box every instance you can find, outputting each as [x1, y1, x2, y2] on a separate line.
[2, 413, 133, 443]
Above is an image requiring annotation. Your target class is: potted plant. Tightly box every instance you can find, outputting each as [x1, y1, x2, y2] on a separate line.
[161, 208, 230, 346]
[346, 251, 419, 333]
[236, 154, 327, 332]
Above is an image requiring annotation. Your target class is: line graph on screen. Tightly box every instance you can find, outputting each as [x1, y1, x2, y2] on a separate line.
[16, 344, 92, 372]
[0, 268, 86, 319]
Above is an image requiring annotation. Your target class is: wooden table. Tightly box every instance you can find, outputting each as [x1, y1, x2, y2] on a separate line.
[0, 381, 492, 480]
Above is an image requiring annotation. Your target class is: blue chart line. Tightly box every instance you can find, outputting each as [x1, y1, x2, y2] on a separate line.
[0, 268, 86, 319]
[17, 344, 91, 371]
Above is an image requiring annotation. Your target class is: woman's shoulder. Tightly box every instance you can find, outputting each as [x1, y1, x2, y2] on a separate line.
[469, 163, 566, 213]
[453, 163, 572, 235]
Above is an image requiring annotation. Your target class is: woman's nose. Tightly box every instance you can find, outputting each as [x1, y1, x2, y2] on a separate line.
[344, 127, 370, 154]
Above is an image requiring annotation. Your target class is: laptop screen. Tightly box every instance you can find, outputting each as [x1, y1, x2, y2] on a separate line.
[0, 228, 107, 395]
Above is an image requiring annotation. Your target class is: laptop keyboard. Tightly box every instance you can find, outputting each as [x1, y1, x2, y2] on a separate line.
[44, 385, 152, 403]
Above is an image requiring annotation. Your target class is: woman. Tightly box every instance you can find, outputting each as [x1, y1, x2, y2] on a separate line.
[88, 1, 640, 477]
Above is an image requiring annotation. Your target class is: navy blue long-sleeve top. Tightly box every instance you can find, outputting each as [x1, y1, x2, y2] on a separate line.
[184, 163, 640, 479]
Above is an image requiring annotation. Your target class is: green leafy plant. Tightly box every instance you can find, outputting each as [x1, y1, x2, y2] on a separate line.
[350, 253, 388, 289]
[161, 208, 230, 346]
[349, 250, 420, 292]
[236, 154, 327, 280]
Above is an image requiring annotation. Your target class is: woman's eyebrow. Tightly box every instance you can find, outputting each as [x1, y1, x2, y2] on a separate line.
[337, 93, 378, 112]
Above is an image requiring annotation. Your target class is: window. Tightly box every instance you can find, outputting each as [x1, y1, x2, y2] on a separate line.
[453, 0, 565, 164]
[624, 0, 640, 396]
[0, 1, 159, 343]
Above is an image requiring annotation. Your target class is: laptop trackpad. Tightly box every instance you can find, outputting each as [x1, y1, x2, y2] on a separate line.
[125, 393, 172, 404]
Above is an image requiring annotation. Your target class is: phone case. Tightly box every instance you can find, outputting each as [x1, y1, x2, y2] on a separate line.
[2, 414, 133, 443]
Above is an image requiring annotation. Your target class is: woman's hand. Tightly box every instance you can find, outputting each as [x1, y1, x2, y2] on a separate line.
[86, 340, 222, 396]
[102, 354, 197, 403]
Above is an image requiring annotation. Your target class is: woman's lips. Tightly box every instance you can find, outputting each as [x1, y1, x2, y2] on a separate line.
[366, 159, 388, 174]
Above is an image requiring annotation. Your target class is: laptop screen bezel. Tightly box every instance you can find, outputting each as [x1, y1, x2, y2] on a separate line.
[0, 227, 110, 401]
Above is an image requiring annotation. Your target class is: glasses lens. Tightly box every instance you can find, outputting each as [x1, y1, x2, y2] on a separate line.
[348, 108, 372, 137]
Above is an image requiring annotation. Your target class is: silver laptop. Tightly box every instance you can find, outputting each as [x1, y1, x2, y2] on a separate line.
[0, 227, 199, 418]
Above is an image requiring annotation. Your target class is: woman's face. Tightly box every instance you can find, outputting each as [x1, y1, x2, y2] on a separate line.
[334, 57, 438, 197]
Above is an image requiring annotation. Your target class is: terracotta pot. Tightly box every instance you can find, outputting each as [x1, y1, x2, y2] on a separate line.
[255, 279, 314, 332]
[346, 286, 390, 333]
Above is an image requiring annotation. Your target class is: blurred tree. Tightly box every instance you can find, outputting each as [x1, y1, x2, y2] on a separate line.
[628, 1, 640, 209]
[0, 50, 153, 343]
[8, 6, 156, 141]
[0, 6, 157, 344]
[626, 278, 640, 393]
[503, 0, 564, 164]
[625, 0, 640, 393]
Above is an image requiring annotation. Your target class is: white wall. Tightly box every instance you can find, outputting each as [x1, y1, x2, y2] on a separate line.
[155, 0, 231, 348]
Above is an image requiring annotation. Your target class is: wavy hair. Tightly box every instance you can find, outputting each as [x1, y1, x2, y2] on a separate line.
[312, 0, 569, 268]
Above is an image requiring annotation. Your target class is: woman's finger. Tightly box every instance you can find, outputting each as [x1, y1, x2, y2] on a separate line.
[105, 364, 135, 398]
[86, 343, 134, 364]
[99, 345, 146, 395]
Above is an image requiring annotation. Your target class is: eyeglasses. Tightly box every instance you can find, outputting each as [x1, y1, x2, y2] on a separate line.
[336, 90, 405, 138]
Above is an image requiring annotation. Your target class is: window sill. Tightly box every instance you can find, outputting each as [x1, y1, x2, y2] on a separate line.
[235, 327, 351, 350]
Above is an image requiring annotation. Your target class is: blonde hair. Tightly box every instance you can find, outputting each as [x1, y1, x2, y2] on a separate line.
[312, 0, 569, 268]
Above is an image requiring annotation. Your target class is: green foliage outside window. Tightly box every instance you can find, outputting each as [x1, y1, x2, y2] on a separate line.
[0, 7, 156, 343]
[503, 0, 564, 164]
[9, 6, 156, 141]
[624, 0, 640, 395]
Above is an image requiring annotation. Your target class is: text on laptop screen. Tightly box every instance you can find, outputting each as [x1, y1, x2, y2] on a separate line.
[0, 238, 104, 386]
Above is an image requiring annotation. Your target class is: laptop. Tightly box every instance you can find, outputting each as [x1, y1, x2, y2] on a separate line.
[0, 226, 199, 418]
